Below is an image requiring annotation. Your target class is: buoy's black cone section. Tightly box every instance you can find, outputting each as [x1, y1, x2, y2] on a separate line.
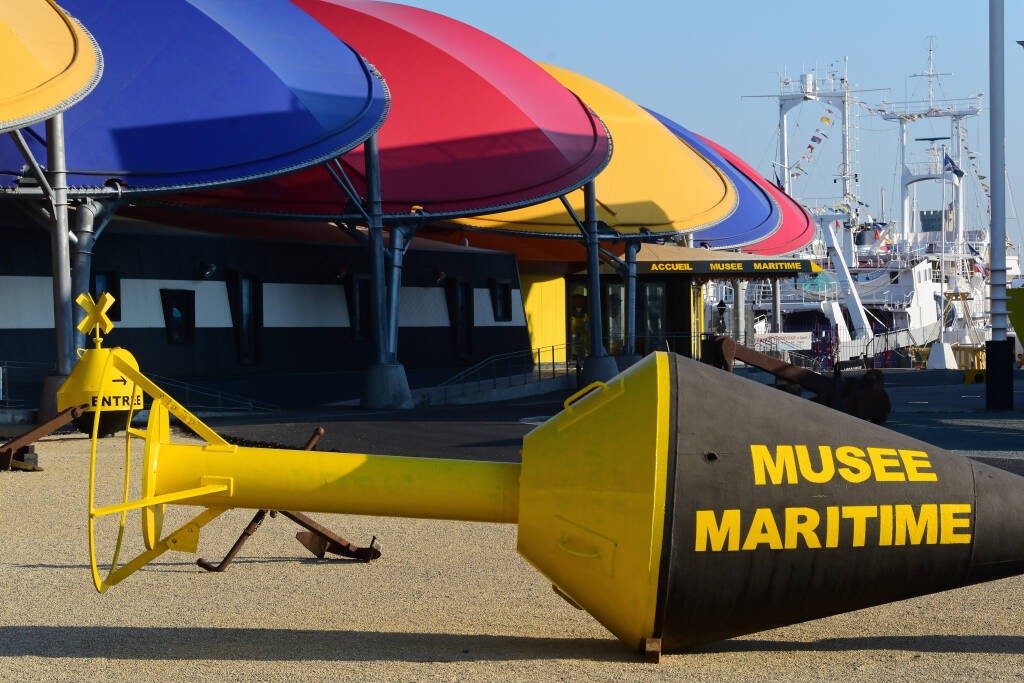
[654, 354, 1024, 651]
[72, 410, 129, 437]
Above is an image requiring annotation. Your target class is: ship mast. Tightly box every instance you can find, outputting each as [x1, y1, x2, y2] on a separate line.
[745, 61, 879, 341]
[880, 39, 982, 244]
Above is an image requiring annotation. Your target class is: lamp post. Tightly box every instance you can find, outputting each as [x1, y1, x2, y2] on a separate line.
[986, 0, 1013, 409]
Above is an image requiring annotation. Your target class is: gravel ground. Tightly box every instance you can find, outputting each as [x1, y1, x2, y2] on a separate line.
[2, 425, 1024, 682]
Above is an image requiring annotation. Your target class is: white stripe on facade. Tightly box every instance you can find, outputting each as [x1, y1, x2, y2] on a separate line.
[0, 276, 526, 331]
[262, 283, 350, 328]
[0, 276, 55, 328]
[118, 279, 232, 328]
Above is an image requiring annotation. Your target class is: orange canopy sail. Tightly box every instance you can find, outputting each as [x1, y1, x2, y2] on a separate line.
[0, 0, 101, 132]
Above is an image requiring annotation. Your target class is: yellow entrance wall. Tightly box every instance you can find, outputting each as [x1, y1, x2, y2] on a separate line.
[521, 274, 567, 362]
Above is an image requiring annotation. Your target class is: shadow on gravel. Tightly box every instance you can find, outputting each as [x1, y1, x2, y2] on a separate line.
[1, 626, 1021, 661]
[694, 634, 1024, 655]
[0, 626, 627, 662]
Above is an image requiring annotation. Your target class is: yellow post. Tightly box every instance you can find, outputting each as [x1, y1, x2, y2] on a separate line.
[144, 399, 521, 524]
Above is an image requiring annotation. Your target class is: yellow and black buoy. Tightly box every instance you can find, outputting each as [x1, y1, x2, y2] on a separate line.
[62, 296, 1024, 659]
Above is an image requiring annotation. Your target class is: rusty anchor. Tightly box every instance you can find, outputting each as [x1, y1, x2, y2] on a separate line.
[196, 426, 382, 572]
[0, 404, 89, 472]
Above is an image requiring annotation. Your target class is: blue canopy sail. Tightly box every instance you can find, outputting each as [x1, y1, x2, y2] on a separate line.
[645, 108, 780, 249]
[0, 0, 388, 195]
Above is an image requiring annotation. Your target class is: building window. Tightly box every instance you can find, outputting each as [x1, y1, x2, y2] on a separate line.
[444, 279, 474, 358]
[91, 270, 121, 321]
[488, 279, 512, 322]
[226, 271, 262, 365]
[345, 275, 372, 340]
[159, 289, 195, 345]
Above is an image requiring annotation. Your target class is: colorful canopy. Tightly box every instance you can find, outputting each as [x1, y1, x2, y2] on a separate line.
[0, 0, 102, 133]
[645, 109, 780, 249]
[451, 64, 736, 239]
[144, 0, 611, 221]
[697, 135, 816, 255]
[0, 0, 388, 195]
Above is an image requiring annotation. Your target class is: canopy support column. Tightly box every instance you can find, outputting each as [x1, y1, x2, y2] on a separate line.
[622, 241, 642, 366]
[598, 240, 643, 371]
[361, 134, 413, 409]
[386, 224, 415, 359]
[730, 278, 748, 344]
[772, 279, 782, 332]
[579, 181, 619, 385]
[40, 114, 73, 419]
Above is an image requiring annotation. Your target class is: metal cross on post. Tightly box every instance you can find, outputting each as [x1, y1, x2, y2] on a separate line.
[75, 291, 115, 348]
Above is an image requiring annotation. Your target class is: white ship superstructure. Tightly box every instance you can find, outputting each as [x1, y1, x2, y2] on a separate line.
[733, 47, 1017, 367]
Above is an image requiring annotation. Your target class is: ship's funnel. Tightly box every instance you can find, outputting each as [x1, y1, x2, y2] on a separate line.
[73, 347, 1024, 658]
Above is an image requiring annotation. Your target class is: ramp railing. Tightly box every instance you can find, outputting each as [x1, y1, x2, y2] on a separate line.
[427, 344, 575, 405]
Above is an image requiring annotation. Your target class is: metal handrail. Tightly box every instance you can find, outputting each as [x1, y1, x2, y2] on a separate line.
[429, 345, 575, 405]
[146, 373, 278, 413]
[0, 359, 51, 408]
[437, 344, 572, 387]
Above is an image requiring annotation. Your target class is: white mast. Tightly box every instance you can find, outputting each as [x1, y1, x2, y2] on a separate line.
[745, 61, 881, 340]
[881, 40, 982, 245]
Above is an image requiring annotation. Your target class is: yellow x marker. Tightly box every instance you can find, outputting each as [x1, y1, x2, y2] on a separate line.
[76, 292, 115, 336]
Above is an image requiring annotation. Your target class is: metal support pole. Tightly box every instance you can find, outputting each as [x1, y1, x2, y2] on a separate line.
[385, 224, 412, 359]
[772, 279, 782, 332]
[584, 183, 606, 359]
[38, 114, 74, 420]
[624, 241, 640, 357]
[365, 134, 387, 366]
[46, 115, 73, 377]
[360, 134, 413, 409]
[579, 181, 619, 384]
[70, 198, 120, 350]
[71, 199, 100, 350]
[987, 0, 1013, 409]
[989, 0, 1008, 343]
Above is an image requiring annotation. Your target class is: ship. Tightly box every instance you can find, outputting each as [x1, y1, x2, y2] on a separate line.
[733, 47, 1019, 370]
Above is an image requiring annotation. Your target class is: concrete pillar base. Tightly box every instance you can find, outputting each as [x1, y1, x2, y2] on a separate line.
[361, 363, 414, 410]
[986, 339, 1015, 410]
[38, 374, 67, 423]
[579, 355, 620, 387]
[614, 354, 644, 372]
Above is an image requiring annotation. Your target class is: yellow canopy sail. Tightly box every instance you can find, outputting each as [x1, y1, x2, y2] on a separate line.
[451, 63, 736, 238]
[0, 0, 102, 133]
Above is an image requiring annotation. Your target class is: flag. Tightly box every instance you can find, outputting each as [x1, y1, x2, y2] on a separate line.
[967, 243, 990, 277]
[811, 135, 823, 144]
[943, 153, 965, 180]
[820, 115, 832, 125]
